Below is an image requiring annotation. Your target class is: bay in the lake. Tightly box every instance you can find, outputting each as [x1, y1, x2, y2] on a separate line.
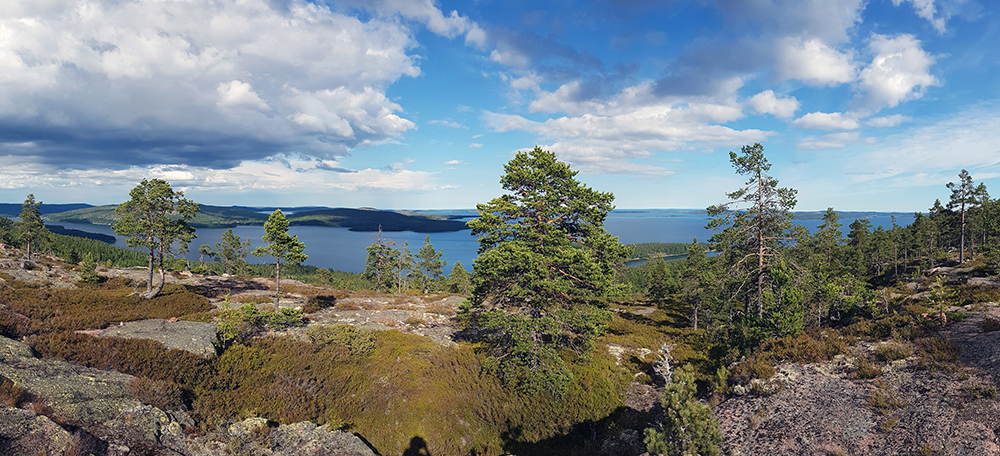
[50, 209, 915, 273]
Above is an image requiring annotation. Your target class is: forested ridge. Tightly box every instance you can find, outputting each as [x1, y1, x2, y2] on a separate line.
[1, 146, 999, 455]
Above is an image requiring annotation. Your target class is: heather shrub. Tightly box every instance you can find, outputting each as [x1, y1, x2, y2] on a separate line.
[128, 377, 185, 411]
[306, 325, 376, 358]
[915, 337, 959, 371]
[302, 294, 338, 313]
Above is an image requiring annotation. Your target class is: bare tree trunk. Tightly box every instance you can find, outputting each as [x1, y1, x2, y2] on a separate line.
[274, 259, 281, 311]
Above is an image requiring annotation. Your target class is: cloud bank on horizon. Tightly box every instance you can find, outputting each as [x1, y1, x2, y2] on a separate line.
[0, 0, 997, 211]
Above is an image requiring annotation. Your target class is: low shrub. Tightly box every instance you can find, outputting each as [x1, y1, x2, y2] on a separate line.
[868, 378, 906, 415]
[216, 304, 305, 347]
[875, 341, 914, 362]
[915, 337, 959, 372]
[303, 295, 338, 313]
[855, 356, 882, 379]
[128, 377, 186, 411]
[982, 318, 1000, 333]
[965, 383, 998, 400]
[730, 354, 775, 385]
[306, 325, 377, 358]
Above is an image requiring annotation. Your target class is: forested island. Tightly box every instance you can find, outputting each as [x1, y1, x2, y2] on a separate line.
[1, 145, 999, 455]
[4, 204, 469, 232]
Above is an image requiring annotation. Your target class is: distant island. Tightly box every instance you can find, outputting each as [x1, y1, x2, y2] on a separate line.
[0, 204, 469, 233]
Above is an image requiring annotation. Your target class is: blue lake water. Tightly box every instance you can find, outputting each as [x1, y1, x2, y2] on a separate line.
[51, 209, 915, 274]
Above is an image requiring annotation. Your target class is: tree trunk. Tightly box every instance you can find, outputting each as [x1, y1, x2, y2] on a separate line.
[142, 239, 165, 299]
[274, 259, 281, 312]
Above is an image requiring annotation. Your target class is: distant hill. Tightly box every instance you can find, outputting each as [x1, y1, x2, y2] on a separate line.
[287, 208, 466, 232]
[0, 203, 94, 217]
[44, 205, 468, 233]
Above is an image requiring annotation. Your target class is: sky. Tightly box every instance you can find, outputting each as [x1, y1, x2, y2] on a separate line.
[0, 0, 997, 212]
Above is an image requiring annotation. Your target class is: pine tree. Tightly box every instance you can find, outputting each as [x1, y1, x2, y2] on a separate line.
[18, 194, 47, 261]
[414, 236, 445, 293]
[947, 169, 975, 264]
[448, 261, 471, 295]
[706, 143, 801, 343]
[464, 146, 630, 394]
[252, 209, 307, 310]
[113, 179, 199, 299]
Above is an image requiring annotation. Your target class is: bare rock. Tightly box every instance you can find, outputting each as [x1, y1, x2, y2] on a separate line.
[0, 406, 73, 455]
[716, 358, 1000, 456]
[100, 319, 218, 358]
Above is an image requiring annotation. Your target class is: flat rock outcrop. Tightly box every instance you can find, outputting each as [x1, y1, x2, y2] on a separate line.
[716, 359, 1000, 456]
[99, 319, 218, 358]
[0, 335, 376, 455]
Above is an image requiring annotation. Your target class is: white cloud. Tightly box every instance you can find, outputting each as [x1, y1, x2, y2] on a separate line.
[866, 114, 912, 127]
[483, 82, 772, 176]
[853, 104, 1000, 181]
[792, 112, 860, 130]
[217, 81, 269, 111]
[0, 0, 457, 168]
[749, 90, 800, 118]
[797, 132, 862, 150]
[855, 34, 939, 111]
[428, 119, 466, 129]
[774, 37, 856, 86]
[469, 143, 483, 148]
[710, 0, 865, 44]
[444, 160, 468, 166]
[891, 0, 949, 34]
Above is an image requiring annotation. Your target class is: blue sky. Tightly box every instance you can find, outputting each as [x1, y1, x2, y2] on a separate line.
[0, 0, 997, 211]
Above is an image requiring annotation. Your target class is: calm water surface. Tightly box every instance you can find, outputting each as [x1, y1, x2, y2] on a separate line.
[52, 210, 914, 273]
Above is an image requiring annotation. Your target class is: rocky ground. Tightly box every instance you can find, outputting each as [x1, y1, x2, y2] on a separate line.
[714, 267, 1000, 456]
[4, 245, 1000, 455]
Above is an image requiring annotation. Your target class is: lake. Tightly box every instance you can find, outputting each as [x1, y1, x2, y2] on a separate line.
[50, 209, 915, 274]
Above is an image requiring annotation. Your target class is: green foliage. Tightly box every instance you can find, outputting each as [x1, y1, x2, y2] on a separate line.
[306, 325, 377, 357]
[18, 193, 48, 260]
[629, 242, 701, 259]
[915, 336, 959, 371]
[364, 230, 402, 293]
[252, 209, 307, 310]
[113, 179, 199, 298]
[216, 301, 305, 347]
[465, 146, 630, 393]
[644, 363, 721, 456]
[706, 143, 802, 347]
[205, 228, 253, 276]
[855, 356, 882, 379]
[414, 235, 446, 293]
[448, 261, 472, 294]
[79, 252, 101, 285]
[128, 377, 186, 411]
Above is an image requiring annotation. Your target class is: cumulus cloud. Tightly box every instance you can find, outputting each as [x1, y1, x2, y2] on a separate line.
[469, 143, 483, 148]
[854, 34, 939, 111]
[444, 160, 468, 166]
[749, 90, 800, 118]
[792, 112, 861, 130]
[866, 114, 912, 127]
[0, 0, 472, 170]
[482, 80, 772, 175]
[774, 38, 856, 86]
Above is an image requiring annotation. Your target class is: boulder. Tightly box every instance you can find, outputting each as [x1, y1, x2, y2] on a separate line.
[100, 319, 218, 358]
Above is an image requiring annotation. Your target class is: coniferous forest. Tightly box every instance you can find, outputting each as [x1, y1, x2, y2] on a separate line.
[2, 145, 1000, 455]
